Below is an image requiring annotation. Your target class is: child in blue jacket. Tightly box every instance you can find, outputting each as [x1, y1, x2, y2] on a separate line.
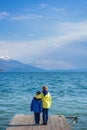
[31, 91, 42, 124]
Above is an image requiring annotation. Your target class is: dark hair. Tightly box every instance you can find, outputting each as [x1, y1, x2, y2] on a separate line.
[36, 91, 41, 95]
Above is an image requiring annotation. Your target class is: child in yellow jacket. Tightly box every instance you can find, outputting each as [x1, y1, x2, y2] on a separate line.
[41, 86, 52, 125]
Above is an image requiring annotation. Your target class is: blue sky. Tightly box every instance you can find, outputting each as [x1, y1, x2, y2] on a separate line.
[0, 0, 87, 70]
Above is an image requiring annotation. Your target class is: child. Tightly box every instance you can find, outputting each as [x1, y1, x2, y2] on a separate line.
[41, 86, 52, 125]
[31, 91, 42, 124]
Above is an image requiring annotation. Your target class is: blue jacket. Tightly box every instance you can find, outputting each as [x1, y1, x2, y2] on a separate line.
[31, 97, 42, 113]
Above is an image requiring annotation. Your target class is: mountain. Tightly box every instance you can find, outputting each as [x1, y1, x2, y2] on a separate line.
[0, 57, 87, 72]
[0, 58, 45, 72]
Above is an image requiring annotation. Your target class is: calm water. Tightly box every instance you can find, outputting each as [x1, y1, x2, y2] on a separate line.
[0, 72, 87, 130]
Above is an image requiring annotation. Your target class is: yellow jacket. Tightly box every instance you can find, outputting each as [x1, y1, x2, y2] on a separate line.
[41, 92, 52, 108]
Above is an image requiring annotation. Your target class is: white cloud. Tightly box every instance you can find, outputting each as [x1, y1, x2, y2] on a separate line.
[1, 20, 87, 52]
[0, 11, 10, 20]
[58, 21, 87, 34]
[51, 7, 63, 12]
[39, 3, 48, 9]
[11, 14, 42, 20]
[51, 21, 87, 46]
[1, 21, 87, 69]
[31, 59, 75, 70]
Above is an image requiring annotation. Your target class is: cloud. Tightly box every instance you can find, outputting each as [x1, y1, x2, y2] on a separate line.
[0, 11, 10, 20]
[51, 7, 68, 16]
[1, 20, 87, 50]
[11, 14, 42, 20]
[0, 50, 10, 59]
[52, 21, 87, 46]
[39, 3, 48, 9]
[51, 7, 65, 13]
[58, 21, 87, 34]
[0, 41, 10, 59]
[31, 59, 75, 70]
[38, 4, 67, 17]
[1, 21, 87, 69]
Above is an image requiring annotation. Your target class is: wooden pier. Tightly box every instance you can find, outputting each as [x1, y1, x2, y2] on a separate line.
[6, 114, 71, 130]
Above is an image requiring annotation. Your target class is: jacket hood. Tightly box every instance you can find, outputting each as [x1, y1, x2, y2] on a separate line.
[42, 90, 48, 96]
[34, 94, 41, 99]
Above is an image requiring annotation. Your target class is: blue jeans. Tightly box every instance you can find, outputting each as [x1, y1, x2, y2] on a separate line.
[42, 108, 49, 123]
[34, 113, 40, 124]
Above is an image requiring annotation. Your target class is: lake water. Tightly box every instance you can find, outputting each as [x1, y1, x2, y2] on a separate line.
[0, 72, 87, 130]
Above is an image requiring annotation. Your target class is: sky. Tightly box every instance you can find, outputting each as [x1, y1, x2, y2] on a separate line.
[0, 0, 87, 70]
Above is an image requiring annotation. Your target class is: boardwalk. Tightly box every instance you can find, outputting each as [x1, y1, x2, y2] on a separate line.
[6, 114, 71, 130]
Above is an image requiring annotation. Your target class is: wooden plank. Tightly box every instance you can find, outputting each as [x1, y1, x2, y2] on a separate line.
[58, 115, 71, 130]
[50, 115, 58, 130]
[54, 115, 61, 130]
[6, 114, 71, 130]
[62, 115, 71, 130]
[57, 115, 61, 130]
